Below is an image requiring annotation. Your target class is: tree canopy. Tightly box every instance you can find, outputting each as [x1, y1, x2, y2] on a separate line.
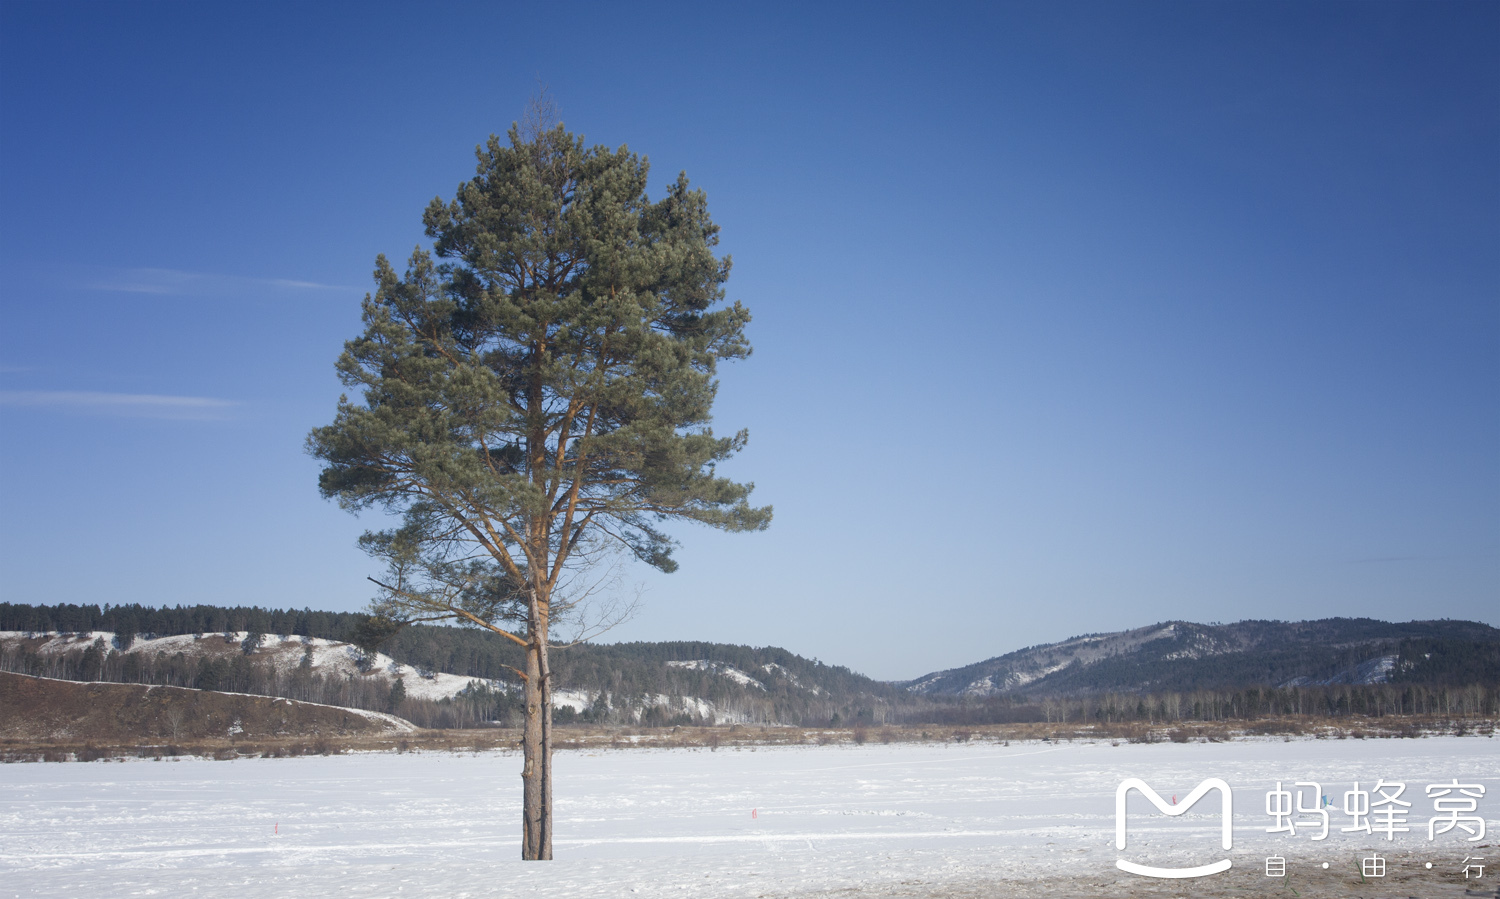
[310, 122, 768, 630]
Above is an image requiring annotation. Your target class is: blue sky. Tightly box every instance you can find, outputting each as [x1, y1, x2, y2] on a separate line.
[1, 1, 1495, 680]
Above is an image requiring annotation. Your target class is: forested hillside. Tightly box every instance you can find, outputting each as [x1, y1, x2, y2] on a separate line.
[903, 618, 1500, 697]
[0, 603, 897, 728]
[0, 603, 362, 645]
[4, 605, 1497, 730]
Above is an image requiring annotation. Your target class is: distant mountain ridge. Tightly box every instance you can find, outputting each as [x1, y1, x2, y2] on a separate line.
[902, 618, 1500, 697]
[3, 603, 1495, 729]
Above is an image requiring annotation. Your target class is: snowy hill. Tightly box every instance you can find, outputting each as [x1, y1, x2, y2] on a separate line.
[0, 629, 878, 726]
[901, 618, 1500, 697]
[0, 630, 496, 701]
[0, 670, 414, 743]
[900, 615, 1500, 699]
[6, 608, 1494, 726]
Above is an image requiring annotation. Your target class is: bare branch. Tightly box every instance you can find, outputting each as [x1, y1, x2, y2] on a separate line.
[368, 576, 530, 649]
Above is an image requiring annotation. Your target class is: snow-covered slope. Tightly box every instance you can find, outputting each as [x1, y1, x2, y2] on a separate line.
[666, 659, 766, 690]
[902, 623, 1185, 696]
[0, 630, 500, 702]
[0, 632, 774, 725]
[900, 618, 1500, 698]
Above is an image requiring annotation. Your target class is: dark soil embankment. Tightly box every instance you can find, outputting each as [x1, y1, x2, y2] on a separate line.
[0, 671, 412, 745]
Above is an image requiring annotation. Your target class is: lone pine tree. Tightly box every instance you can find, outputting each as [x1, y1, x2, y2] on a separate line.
[308, 114, 768, 860]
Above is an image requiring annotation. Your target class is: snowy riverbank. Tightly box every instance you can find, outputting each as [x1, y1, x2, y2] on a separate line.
[2, 736, 1495, 897]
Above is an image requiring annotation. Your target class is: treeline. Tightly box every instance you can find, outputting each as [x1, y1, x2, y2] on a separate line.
[0, 602, 363, 645]
[1191, 617, 1497, 646]
[1393, 638, 1500, 685]
[0, 635, 881, 730]
[904, 682, 1500, 726]
[0, 603, 900, 726]
[366, 634, 900, 727]
[1034, 642, 1396, 695]
[364, 629, 897, 707]
[910, 618, 1500, 699]
[7, 603, 1496, 731]
[1031, 639, 1500, 696]
[0, 635, 517, 730]
[0, 602, 887, 691]
[410, 635, 901, 727]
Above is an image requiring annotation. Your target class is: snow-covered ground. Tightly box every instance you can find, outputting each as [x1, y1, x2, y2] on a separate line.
[1, 736, 1495, 897]
[667, 659, 766, 690]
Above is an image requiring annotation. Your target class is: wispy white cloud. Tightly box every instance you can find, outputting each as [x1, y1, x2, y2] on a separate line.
[88, 267, 352, 296]
[91, 267, 201, 294]
[266, 277, 349, 290]
[0, 390, 237, 420]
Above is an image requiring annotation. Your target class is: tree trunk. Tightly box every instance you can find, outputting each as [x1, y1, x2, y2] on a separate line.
[537, 626, 554, 859]
[521, 640, 546, 859]
[520, 592, 553, 860]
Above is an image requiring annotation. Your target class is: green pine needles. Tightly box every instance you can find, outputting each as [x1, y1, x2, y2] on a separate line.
[307, 116, 768, 859]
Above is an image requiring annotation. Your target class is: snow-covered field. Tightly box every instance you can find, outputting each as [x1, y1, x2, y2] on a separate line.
[1, 736, 1495, 898]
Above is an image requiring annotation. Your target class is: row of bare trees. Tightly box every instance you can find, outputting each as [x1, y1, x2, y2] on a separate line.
[905, 682, 1500, 727]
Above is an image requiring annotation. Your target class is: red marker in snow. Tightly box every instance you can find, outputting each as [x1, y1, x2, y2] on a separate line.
[752, 808, 757, 818]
